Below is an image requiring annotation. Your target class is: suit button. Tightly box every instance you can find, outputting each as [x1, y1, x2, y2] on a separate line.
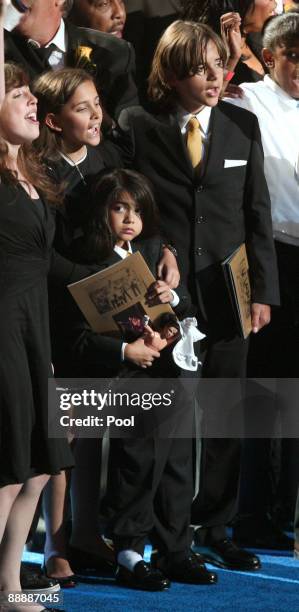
[196, 185, 204, 192]
[196, 216, 204, 224]
[195, 247, 203, 256]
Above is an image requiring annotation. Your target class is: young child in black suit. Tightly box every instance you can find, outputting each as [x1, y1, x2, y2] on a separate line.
[63, 168, 214, 591]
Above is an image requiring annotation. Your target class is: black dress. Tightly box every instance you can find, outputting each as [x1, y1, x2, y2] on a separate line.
[46, 143, 123, 258]
[0, 183, 73, 487]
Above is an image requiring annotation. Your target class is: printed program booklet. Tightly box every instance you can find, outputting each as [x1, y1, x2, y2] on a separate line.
[68, 251, 174, 336]
[222, 243, 252, 339]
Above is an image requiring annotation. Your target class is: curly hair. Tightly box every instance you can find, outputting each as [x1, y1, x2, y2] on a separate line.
[0, 63, 61, 206]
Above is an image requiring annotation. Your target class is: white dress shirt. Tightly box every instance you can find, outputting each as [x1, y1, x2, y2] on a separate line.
[114, 242, 180, 360]
[226, 75, 299, 246]
[177, 105, 212, 173]
[28, 19, 66, 70]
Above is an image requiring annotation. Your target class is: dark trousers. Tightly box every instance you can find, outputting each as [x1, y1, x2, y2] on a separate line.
[191, 331, 249, 543]
[108, 436, 193, 562]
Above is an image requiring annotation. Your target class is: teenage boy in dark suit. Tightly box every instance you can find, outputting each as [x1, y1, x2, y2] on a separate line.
[114, 19, 280, 571]
[4, 0, 138, 119]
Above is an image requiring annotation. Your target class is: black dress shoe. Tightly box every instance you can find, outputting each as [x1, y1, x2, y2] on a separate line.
[68, 544, 115, 574]
[163, 552, 217, 585]
[116, 561, 170, 591]
[198, 538, 261, 571]
[20, 564, 60, 592]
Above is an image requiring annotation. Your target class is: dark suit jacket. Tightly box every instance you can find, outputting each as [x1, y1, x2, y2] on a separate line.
[114, 102, 280, 331]
[50, 236, 191, 378]
[4, 20, 138, 119]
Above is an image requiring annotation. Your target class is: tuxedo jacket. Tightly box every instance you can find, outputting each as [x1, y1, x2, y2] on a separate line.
[4, 20, 138, 119]
[49, 236, 191, 378]
[115, 102, 280, 328]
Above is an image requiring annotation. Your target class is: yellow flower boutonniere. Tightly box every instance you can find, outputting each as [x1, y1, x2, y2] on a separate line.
[76, 46, 93, 61]
[74, 46, 96, 75]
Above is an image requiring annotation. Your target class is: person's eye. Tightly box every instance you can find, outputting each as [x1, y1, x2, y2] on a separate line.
[286, 52, 299, 61]
[196, 65, 205, 74]
[12, 90, 23, 98]
[112, 204, 124, 212]
[134, 208, 142, 216]
[76, 106, 87, 112]
[215, 59, 223, 68]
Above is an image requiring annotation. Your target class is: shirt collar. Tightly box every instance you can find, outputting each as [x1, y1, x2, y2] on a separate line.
[177, 105, 212, 134]
[264, 74, 299, 109]
[47, 19, 66, 52]
[114, 242, 133, 259]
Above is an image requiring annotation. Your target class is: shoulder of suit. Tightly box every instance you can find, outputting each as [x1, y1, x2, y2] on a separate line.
[218, 100, 258, 123]
[118, 105, 162, 129]
[66, 21, 131, 53]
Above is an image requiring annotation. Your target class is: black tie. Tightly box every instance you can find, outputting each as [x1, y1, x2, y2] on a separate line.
[28, 41, 56, 69]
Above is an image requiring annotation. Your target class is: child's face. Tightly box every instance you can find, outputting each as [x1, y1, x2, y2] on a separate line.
[264, 44, 299, 99]
[109, 191, 143, 247]
[47, 80, 102, 151]
[170, 41, 224, 113]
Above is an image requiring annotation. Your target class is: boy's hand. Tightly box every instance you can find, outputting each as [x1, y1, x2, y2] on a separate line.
[157, 248, 180, 289]
[146, 280, 173, 305]
[251, 303, 271, 334]
[124, 337, 160, 368]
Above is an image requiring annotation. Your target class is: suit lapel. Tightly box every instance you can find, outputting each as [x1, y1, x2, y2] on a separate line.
[152, 113, 194, 181]
[203, 105, 231, 182]
[6, 32, 46, 76]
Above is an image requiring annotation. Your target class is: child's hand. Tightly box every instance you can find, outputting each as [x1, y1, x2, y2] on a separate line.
[146, 280, 173, 305]
[124, 337, 160, 368]
[157, 248, 180, 289]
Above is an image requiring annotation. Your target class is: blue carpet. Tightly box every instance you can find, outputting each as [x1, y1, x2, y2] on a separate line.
[23, 549, 299, 611]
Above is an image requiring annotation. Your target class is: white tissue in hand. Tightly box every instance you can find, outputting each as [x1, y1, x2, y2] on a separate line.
[172, 317, 205, 371]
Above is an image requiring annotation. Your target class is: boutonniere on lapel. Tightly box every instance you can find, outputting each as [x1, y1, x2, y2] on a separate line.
[73, 45, 97, 76]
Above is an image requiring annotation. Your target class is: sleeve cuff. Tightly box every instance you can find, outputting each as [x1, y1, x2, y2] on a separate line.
[121, 342, 128, 361]
[170, 290, 180, 308]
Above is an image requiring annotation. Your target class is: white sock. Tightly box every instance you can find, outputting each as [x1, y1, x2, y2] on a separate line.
[117, 550, 143, 572]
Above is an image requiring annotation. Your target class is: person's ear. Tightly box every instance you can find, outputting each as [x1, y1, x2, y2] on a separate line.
[262, 48, 275, 69]
[45, 113, 63, 132]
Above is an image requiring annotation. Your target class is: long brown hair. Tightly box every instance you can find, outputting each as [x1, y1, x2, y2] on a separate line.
[148, 20, 228, 112]
[33, 68, 97, 161]
[0, 63, 61, 206]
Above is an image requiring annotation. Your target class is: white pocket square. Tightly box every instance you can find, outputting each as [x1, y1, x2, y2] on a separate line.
[224, 159, 247, 168]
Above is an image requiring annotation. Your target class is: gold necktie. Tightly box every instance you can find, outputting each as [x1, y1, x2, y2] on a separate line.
[186, 116, 202, 169]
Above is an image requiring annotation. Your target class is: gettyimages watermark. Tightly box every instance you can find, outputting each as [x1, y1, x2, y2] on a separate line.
[48, 378, 299, 439]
